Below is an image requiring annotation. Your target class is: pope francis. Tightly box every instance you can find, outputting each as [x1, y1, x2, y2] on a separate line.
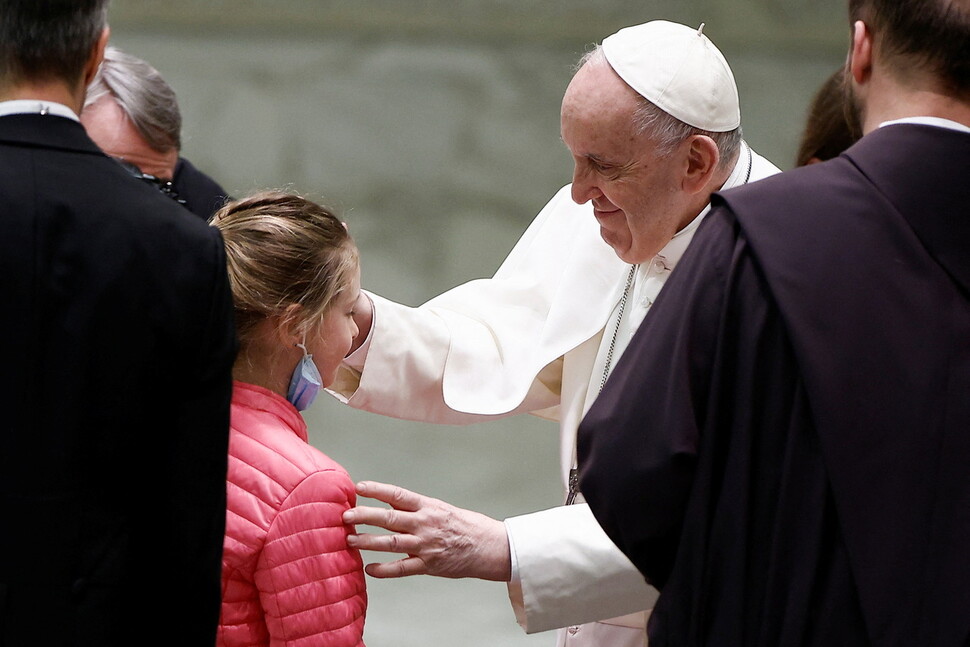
[331, 20, 780, 647]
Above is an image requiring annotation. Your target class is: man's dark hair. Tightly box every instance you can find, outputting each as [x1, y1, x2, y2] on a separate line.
[0, 0, 109, 87]
[848, 0, 970, 94]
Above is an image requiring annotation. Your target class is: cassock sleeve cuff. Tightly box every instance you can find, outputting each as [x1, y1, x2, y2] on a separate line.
[504, 504, 656, 633]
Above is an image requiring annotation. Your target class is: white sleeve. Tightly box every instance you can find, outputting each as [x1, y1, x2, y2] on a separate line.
[504, 504, 658, 633]
[329, 291, 562, 424]
[327, 185, 627, 421]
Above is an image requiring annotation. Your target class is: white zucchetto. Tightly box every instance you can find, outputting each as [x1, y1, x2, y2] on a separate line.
[601, 20, 741, 132]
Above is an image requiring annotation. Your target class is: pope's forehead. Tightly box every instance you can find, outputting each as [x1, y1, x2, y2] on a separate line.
[563, 61, 640, 113]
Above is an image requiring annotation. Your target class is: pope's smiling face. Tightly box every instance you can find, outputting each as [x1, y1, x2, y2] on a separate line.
[560, 58, 693, 265]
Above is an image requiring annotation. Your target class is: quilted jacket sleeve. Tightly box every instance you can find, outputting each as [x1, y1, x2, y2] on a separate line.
[253, 469, 367, 647]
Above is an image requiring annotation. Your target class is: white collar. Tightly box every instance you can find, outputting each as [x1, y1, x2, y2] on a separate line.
[719, 139, 754, 192]
[656, 140, 752, 271]
[879, 116, 970, 134]
[0, 99, 79, 122]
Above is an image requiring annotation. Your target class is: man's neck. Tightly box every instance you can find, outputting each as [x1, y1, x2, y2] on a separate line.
[0, 80, 84, 115]
[861, 75, 970, 133]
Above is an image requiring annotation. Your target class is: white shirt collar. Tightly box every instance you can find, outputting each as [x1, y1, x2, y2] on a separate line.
[879, 116, 970, 134]
[0, 100, 79, 122]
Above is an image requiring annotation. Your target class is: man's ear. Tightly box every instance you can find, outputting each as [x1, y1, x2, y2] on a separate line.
[82, 27, 110, 89]
[848, 20, 873, 86]
[682, 135, 720, 195]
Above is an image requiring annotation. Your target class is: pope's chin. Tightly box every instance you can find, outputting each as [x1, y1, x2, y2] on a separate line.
[594, 209, 623, 237]
[597, 228, 630, 262]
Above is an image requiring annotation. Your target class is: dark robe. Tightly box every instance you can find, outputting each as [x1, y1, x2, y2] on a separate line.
[172, 156, 232, 220]
[577, 124, 970, 647]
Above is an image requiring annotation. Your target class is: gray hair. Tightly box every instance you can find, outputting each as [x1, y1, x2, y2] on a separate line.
[577, 47, 743, 170]
[85, 46, 182, 152]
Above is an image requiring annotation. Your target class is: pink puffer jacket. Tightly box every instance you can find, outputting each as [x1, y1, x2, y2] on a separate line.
[217, 381, 367, 647]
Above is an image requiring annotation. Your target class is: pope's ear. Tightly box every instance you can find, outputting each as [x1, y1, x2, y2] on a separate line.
[682, 135, 719, 195]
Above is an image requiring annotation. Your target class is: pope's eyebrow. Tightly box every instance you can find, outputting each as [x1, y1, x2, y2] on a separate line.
[586, 153, 616, 166]
[587, 154, 637, 175]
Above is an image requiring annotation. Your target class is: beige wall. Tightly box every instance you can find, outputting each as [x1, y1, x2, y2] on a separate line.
[111, 0, 847, 48]
[106, 2, 850, 644]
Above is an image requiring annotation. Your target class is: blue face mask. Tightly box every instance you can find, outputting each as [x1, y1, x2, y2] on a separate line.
[286, 342, 322, 411]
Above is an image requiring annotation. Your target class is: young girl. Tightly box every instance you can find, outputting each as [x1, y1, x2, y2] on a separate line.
[211, 191, 366, 647]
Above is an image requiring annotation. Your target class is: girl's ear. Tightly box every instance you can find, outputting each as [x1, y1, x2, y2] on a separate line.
[273, 303, 305, 348]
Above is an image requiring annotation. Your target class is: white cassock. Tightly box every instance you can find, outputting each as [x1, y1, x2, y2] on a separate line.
[329, 142, 780, 647]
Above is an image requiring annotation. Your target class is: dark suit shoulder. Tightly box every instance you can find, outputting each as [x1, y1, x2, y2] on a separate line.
[1, 133, 229, 349]
[173, 157, 231, 220]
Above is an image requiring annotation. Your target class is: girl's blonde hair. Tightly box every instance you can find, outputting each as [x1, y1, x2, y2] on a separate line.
[211, 190, 358, 348]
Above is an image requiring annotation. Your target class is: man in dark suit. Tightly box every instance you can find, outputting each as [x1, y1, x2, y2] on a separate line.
[578, 0, 970, 645]
[0, 2, 237, 645]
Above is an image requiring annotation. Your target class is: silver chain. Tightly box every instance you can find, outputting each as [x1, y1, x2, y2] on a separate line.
[599, 263, 638, 393]
[566, 263, 637, 505]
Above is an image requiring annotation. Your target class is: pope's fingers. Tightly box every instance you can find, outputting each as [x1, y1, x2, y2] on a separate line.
[346, 531, 421, 555]
[343, 504, 417, 533]
[363, 556, 429, 579]
[355, 480, 427, 512]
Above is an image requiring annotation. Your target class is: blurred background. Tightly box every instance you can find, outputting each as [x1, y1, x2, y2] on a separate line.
[108, 1, 848, 644]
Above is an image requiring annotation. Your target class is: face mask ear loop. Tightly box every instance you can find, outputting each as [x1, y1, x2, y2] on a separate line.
[295, 338, 310, 357]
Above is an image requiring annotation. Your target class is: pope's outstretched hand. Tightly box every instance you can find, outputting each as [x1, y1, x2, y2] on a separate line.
[343, 481, 512, 582]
